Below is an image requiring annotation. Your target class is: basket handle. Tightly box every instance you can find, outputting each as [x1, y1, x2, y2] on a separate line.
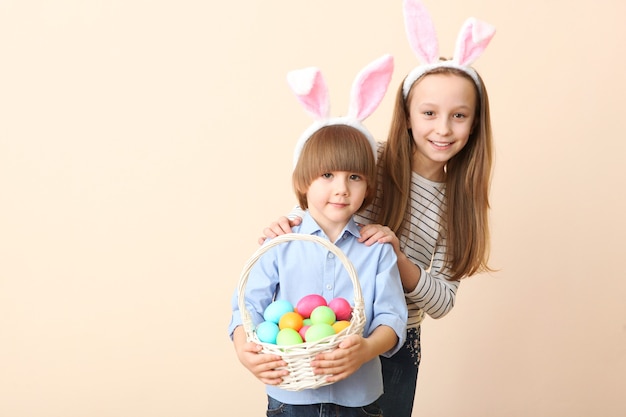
[237, 233, 364, 341]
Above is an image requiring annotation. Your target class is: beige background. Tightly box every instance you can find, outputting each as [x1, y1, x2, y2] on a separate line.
[1, 1, 624, 416]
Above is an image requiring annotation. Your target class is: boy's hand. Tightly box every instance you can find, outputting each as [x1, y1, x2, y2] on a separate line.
[310, 326, 398, 383]
[235, 341, 289, 385]
[233, 327, 289, 385]
[310, 334, 370, 383]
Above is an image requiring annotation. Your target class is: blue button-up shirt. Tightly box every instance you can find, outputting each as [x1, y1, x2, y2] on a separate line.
[228, 212, 407, 407]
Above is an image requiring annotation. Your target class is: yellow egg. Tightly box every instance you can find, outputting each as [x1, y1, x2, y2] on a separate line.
[279, 311, 304, 331]
[332, 320, 350, 334]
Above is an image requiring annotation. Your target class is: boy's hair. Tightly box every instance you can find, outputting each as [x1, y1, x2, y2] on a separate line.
[377, 66, 493, 280]
[293, 124, 377, 212]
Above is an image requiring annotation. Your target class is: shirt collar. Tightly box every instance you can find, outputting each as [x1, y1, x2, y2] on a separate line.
[299, 211, 361, 242]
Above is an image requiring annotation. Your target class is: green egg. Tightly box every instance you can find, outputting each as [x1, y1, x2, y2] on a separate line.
[305, 323, 336, 342]
[276, 328, 303, 346]
[310, 306, 336, 325]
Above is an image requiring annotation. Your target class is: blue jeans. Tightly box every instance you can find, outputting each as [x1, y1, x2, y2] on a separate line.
[377, 327, 421, 417]
[266, 396, 382, 417]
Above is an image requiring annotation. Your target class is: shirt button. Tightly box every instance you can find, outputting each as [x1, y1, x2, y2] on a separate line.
[328, 253, 334, 259]
[326, 284, 332, 290]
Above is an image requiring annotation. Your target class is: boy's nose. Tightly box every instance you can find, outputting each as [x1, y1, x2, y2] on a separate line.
[334, 178, 349, 195]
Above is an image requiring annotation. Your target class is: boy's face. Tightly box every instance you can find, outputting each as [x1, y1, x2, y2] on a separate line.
[306, 171, 367, 236]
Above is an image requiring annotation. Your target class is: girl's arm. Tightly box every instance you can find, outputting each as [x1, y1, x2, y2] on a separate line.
[358, 224, 459, 319]
[403, 238, 459, 319]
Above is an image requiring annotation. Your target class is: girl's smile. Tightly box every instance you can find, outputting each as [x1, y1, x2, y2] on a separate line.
[407, 73, 477, 180]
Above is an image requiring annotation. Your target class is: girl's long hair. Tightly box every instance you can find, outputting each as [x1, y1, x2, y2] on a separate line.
[376, 67, 493, 280]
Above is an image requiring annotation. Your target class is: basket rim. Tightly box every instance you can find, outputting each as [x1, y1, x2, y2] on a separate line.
[237, 233, 365, 348]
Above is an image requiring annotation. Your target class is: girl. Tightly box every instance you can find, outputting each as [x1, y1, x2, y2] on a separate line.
[260, 1, 496, 416]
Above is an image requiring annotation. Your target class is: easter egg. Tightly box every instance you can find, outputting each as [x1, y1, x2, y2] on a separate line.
[263, 299, 294, 324]
[299, 324, 311, 341]
[328, 297, 352, 321]
[303, 318, 313, 326]
[279, 311, 304, 331]
[310, 305, 336, 325]
[295, 294, 327, 319]
[276, 328, 303, 346]
[332, 320, 351, 334]
[305, 323, 336, 342]
[256, 321, 280, 344]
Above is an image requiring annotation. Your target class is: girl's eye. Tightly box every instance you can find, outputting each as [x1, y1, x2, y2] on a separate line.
[453, 113, 467, 119]
[350, 174, 362, 181]
[423, 111, 434, 117]
[321, 173, 333, 179]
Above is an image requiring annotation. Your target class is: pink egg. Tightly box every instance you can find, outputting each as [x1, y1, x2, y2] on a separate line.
[299, 324, 311, 341]
[328, 297, 352, 321]
[295, 294, 327, 319]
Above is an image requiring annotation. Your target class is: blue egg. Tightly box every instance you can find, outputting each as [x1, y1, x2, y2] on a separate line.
[256, 321, 280, 344]
[263, 299, 294, 324]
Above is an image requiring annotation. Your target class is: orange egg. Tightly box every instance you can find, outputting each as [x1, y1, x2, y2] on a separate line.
[332, 320, 350, 334]
[279, 311, 304, 331]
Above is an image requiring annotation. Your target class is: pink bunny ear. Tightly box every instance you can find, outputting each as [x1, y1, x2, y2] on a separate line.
[348, 54, 394, 121]
[403, 0, 439, 64]
[401, 1, 495, 99]
[453, 18, 496, 66]
[286, 67, 330, 120]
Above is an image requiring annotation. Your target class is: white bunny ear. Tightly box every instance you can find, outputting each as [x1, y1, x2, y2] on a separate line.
[348, 54, 394, 121]
[453, 17, 496, 66]
[403, 0, 439, 64]
[286, 67, 330, 120]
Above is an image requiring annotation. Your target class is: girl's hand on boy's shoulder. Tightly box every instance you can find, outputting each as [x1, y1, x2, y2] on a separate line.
[358, 224, 399, 250]
[258, 216, 302, 245]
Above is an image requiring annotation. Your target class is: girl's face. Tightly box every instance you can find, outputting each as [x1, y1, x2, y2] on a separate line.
[306, 171, 367, 239]
[406, 73, 477, 180]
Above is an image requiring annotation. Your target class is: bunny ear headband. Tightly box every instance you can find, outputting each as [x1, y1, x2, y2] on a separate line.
[402, 0, 495, 99]
[288, 54, 394, 167]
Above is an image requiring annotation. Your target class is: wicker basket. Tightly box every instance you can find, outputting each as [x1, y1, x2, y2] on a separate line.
[237, 233, 366, 391]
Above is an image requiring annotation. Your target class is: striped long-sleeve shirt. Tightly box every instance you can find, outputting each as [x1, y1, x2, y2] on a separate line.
[355, 152, 458, 329]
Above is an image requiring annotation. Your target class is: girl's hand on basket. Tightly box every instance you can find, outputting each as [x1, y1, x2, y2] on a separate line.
[258, 216, 302, 245]
[358, 224, 400, 253]
[233, 327, 288, 385]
